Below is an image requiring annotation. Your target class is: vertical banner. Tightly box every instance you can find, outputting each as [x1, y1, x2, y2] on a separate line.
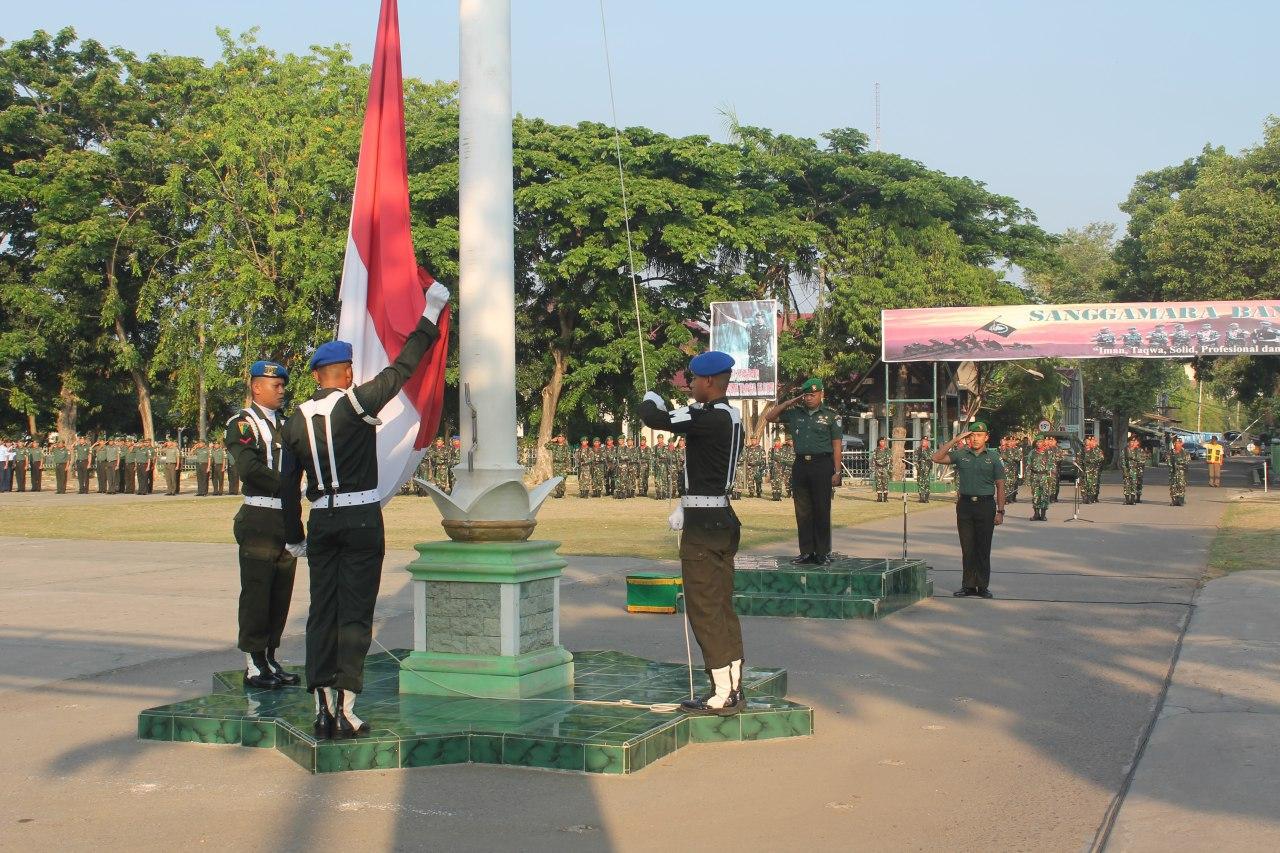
[710, 300, 779, 398]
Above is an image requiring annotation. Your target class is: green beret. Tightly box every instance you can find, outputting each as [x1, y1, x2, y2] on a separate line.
[969, 420, 989, 433]
[801, 378, 823, 392]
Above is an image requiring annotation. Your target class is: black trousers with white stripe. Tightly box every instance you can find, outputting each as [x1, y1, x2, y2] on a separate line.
[791, 454, 834, 556]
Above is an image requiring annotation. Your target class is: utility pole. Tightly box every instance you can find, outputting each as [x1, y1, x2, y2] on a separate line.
[874, 82, 881, 150]
[1196, 379, 1203, 433]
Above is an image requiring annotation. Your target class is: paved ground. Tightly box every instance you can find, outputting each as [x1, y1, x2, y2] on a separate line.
[0, 459, 1271, 851]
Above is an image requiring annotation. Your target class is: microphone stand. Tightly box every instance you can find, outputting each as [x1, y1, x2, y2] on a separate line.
[1064, 459, 1093, 523]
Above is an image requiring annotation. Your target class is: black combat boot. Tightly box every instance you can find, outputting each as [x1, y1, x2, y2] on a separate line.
[679, 664, 741, 716]
[244, 651, 281, 689]
[335, 689, 370, 739]
[265, 648, 301, 686]
[313, 687, 335, 741]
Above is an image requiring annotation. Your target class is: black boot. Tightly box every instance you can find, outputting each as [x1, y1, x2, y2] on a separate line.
[679, 664, 740, 716]
[265, 648, 301, 686]
[313, 688, 335, 741]
[244, 652, 281, 689]
[335, 688, 370, 738]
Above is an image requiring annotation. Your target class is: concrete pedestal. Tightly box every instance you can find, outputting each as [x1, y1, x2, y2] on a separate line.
[398, 540, 574, 698]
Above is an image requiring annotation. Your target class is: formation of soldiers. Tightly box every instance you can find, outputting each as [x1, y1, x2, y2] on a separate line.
[524, 433, 799, 501]
[410, 436, 463, 495]
[0, 435, 238, 496]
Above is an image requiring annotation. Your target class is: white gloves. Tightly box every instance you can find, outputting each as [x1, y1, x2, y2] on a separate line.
[285, 541, 307, 558]
[668, 505, 684, 531]
[423, 281, 451, 324]
[643, 391, 668, 411]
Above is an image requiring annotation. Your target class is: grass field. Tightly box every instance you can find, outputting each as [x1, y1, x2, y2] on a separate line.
[1207, 493, 1280, 576]
[0, 487, 945, 559]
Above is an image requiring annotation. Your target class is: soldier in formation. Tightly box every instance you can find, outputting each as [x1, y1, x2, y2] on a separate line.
[743, 438, 766, 498]
[914, 438, 933, 502]
[546, 434, 571, 498]
[636, 437, 651, 497]
[871, 437, 892, 502]
[1168, 437, 1189, 506]
[1080, 435, 1104, 503]
[1121, 435, 1148, 505]
[998, 436, 1021, 503]
[651, 435, 670, 499]
[1027, 436, 1055, 521]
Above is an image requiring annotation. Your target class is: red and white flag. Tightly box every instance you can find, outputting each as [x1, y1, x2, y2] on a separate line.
[338, 0, 450, 504]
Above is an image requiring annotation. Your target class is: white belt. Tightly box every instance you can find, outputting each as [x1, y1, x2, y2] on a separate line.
[311, 488, 380, 509]
[681, 495, 729, 508]
[243, 495, 282, 509]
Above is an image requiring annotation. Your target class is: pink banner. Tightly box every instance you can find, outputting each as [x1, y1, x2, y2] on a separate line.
[882, 300, 1280, 362]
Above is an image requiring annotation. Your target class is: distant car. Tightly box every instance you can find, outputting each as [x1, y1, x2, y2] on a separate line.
[1180, 441, 1206, 460]
[841, 435, 867, 452]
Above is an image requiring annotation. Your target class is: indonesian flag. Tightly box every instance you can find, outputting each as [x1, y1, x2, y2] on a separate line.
[338, 0, 450, 505]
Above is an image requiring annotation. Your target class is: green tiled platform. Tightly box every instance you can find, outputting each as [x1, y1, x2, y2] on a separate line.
[138, 650, 811, 775]
[679, 555, 933, 620]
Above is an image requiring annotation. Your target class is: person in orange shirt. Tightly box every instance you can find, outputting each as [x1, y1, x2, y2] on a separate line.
[1204, 436, 1225, 487]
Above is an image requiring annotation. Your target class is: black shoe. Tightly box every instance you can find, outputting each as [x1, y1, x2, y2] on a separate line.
[334, 689, 370, 739]
[953, 587, 976, 597]
[816, 553, 833, 565]
[790, 554, 815, 565]
[976, 589, 994, 599]
[313, 688, 335, 740]
[265, 649, 301, 686]
[245, 652, 281, 689]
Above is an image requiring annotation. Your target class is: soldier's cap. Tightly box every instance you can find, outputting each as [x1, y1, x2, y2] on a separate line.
[580, 436, 589, 443]
[250, 360, 289, 381]
[968, 420, 988, 433]
[309, 340, 353, 370]
[800, 377, 824, 392]
[689, 350, 735, 377]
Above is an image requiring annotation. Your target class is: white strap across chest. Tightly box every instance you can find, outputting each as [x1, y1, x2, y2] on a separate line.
[297, 387, 382, 495]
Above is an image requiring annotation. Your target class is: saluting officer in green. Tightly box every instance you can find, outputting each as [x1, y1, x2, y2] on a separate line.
[50, 441, 71, 494]
[932, 422, 1005, 598]
[763, 377, 843, 565]
[73, 437, 93, 494]
[639, 351, 746, 715]
[280, 280, 448, 740]
[226, 360, 301, 691]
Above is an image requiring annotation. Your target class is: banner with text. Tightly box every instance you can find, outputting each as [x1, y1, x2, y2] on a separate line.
[882, 300, 1280, 362]
[710, 299, 779, 397]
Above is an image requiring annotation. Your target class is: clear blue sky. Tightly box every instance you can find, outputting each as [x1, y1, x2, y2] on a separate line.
[4, 1, 1277, 235]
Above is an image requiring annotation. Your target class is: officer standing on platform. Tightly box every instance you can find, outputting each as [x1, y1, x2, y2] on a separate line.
[638, 350, 746, 715]
[280, 280, 448, 740]
[226, 360, 300, 690]
[763, 377, 843, 565]
[932, 421, 1005, 599]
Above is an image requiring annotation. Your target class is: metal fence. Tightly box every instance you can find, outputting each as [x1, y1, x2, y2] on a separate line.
[841, 450, 953, 484]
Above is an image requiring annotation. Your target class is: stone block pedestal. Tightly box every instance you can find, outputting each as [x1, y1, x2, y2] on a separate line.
[398, 540, 574, 698]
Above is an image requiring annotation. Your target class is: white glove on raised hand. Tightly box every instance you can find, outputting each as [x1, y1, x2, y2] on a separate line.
[667, 504, 684, 531]
[643, 391, 668, 411]
[423, 281, 451, 324]
[285, 541, 307, 558]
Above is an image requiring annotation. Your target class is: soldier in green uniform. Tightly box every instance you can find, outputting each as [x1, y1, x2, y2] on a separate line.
[600, 436, 616, 496]
[92, 440, 107, 493]
[28, 441, 43, 492]
[11, 442, 26, 492]
[585, 437, 602, 496]
[1121, 435, 1147, 505]
[103, 440, 123, 494]
[157, 440, 178, 495]
[547, 434, 570, 498]
[280, 280, 447, 740]
[1168, 436, 1190, 506]
[778, 439, 795, 498]
[914, 438, 933, 502]
[191, 441, 211, 496]
[142, 440, 158, 495]
[612, 438, 627, 500]
[650, 435, 668, 499]
[871, 437, 892, 502]
[731, 436, 747, 499]
[210, 441, 227, 495]
[121, 439, 138, 495]
[1028, 436, 1055, 521]
[931, 422, 1005, 598]
[636, 437, 651, 497]
[226, 360, 300, 691]
[673, 437, 688, 496]
[573, 437, 591, 497]
[1080, 435, 1104, 503]
[424, 437, 448, 492]
[763, 377, 843, 564]
[768, 440, 785, 500]
[49, 441, 71, 494]
[1047, 436, 1065, 502]
[448, 436, 462, 492]
[998, 437, 1019, 503]
[743, 437, 766, 498]
[73, 437, 93, 494]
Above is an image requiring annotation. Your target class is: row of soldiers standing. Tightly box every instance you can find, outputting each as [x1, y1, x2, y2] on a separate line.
[540, 434, 800, 500]
[0, 436, 240, 496]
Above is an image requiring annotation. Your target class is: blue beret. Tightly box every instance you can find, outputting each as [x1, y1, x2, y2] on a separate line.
[309, 340, 353, 370]
[249, 360, 288, 381]
[689, 350, 735, 377]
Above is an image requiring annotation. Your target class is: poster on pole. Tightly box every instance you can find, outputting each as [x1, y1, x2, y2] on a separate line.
[882, 300, 1280, 362]
[710, 299, 779, 398]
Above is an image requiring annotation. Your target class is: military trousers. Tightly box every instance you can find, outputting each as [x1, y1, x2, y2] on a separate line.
[227, 468, 240, 495]
[956, 494, 996, 592]
[305, 504, 385, 694]
[196, 468, 209, 496]
[123, 462, 136, 494]
[679, 519, 744, 670]
[161, 463, 176, 495]
[55, 465, 68, 494]
[15, 465, 26, 491]
[211, 467, 225, 495]
[30, 464, 42, 492]
[0, 464, 9, 492]
[791, 454, 835, 557]
[96, 463, 110, 493]
[235, 507, 298, 653]
[75, 461, 90, 493]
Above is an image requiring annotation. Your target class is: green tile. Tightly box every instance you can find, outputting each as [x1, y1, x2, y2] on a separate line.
[137, 713, 172, 741]
[241, 720, 277, 748]
[733, 571, 761, 592]
[402, 735, 469, 768]
[316, 737, 399, 773]
[643, 724, 678, 766]
[469, 734, 502, 764]
[502, 736, 585, 771]
[741, 708, 812, 740]
[687, 713, 742, 742]
[174, 716, 241, 745]
[585, 745, 625, 774]
[276, 723, 315, 772]
[758, 572, 804, 595]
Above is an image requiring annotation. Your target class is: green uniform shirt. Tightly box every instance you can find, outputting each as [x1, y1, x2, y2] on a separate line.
[49, 447, 70, 464]
[950, 446, 1006, 495]
[74, 445, 91, 462]
[779, 404, 842, 455]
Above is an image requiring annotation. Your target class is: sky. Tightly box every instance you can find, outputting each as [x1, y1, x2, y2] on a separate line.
[3, 1, 1278, 236]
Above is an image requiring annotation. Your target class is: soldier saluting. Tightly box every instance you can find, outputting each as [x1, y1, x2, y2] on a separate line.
[280, 280, 449, 740]
[226, 360, 301, 691]
[639, 351, 746, 715]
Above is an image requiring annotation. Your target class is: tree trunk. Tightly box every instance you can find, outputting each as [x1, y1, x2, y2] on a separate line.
[197, 326, 208, 442]
[56, 370, 79, 441]
[26, 412, 38, 438]
[533, 325, 570, 483]
[114, 317, 155, 440]
[1111, 410, 1127, 469]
